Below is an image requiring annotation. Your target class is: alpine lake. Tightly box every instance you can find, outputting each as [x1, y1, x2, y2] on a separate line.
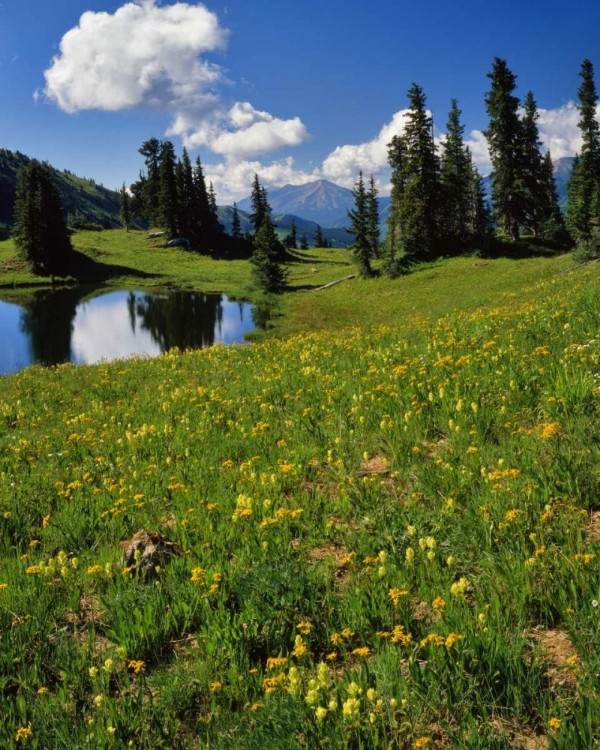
[0, 287, 262, 376]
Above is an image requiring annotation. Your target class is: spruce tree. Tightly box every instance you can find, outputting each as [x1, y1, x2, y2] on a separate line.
[484, 58, 528, 241]
[119, 182, 131, 231]
[383, 134, 408, 275]
[13, 160, 72, 274]
[566, 59, 600, 243]
[347, 171, 373, 277]
[177, 148, 195, 242]
[440, 99, 472, 250]
[231, 202, 242, 240]
[249, 174, 270, 235]
[251, 217, 287, 293]
[520, 91, 547, 236]
[284, 218, 297, 249]
[137, 138, 161, 224]
[299, 235, 308, 250]
[193, 156, 212, 245]
[539, 150, 570, 245]
[366, 175, 380, 258]
[157, 140, 179, 238]
[314, 224, 325, 248]
[207, 182, 222, 234]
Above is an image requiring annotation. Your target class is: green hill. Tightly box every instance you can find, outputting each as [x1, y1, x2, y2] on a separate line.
[0, 148, 122, 229]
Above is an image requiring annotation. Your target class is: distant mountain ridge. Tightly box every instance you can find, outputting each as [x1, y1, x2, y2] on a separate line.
[0, 148, 122, 228]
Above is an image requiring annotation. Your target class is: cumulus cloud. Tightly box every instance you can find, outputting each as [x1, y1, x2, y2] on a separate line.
[536, 102, 600, 159]
[43, 0, 309, 160]
[321, 110, 410, 187]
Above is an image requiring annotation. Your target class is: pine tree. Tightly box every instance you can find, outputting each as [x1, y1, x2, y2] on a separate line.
[119, 182, 131, 232]
[383, 134, 408, 275]
[566, 59, 600, 243]
[157, 140, 179, 238]
[347, 171, 372, 277]
[207, 182, 222, 234]
[193, 156, 212, 245]
[299, 235, 308, 250]
[484, 58, 528, 241]
[231, 202, 242, 240]
[366, 175, 380, 258]
[177, 148, 195, 242]
[520, 91, 547, 236]
[284, 218, 297, 249]
[538, 151, 570, 246]
[468, 156, 494, 254]
[439, 99, 472, 250]
[251, 217, 287, 293]
[136, 138, 161, 224]
[314, 224, 325, 248]
[249, 174, 270, 235]
[384, 83, 439, 264]
[13, 160, 72, 274]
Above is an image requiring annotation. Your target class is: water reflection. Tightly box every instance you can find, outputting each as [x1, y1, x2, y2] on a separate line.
[0, 287, 257, 375]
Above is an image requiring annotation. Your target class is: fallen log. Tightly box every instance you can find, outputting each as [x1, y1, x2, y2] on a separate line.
[314, 274, 356, 291]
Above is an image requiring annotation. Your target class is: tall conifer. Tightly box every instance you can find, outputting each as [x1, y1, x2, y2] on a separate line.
[347, 171, 373, 277]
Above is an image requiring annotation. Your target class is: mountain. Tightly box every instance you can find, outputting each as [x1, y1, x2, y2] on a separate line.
[0, 148, 122, 228]
[217, 205, 352, 248]
[553, 156, 574, 208]
[238, 179, 356, 227]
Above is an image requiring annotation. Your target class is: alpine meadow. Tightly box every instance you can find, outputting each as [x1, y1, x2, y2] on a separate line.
[2, 0, 600, 746]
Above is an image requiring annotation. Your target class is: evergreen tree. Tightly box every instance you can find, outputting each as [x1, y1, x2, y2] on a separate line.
[439, 99, 472, 249]
[383, 134, 408, 275]
[384, 83, 439, 265]
[251, 217, 287, 293]
[299, 235, 308, 250]
[314, 224, 325, 248]
[136, 138, 161, 224]
[119, 182, 131, 232]
[193, 156, 212, 245]
[347, 171, 373, 277]
[157, 140, 179, 238]
[484, 58, 528, 241]
[366, 175, 381, 258]
[13, 160, 72, 274]
[207, 182, 222, 234]
[520, 91, 547, 236]
[566, 59, 600, 242]
[231, 202, 242, 240]
[177, 148, 195, 242]
[539, 151, 570, 245]
[468, 156, 494, 254]
[284, 218, 298, 249]
[249, 174, 270, 235]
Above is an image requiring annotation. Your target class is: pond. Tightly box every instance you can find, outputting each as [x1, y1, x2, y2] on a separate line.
[0, 287, 260, 376]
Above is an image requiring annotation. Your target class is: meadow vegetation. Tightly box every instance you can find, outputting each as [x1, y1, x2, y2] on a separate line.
[1, 253, 600, 747]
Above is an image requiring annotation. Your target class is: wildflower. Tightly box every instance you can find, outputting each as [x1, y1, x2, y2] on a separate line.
[37, 687, 49, 695]
[548, 717, 561, 730]
[405, 547, 415, 564]
[347, 682, 362, 697]
[389, 588, 409, 605]
[592, 600, 599, 608]
[342, 697, 361, 720]
[450, 577, 469, 598]
[445, 633, 463, 649]
[366, 688, 377, 702]
[407, 525, 416, 536]
[316, 661, 329, 688]
[414, 739, 431, 749]
[89, 667, 98, 678]
[432, 596, 446, 615]
[328, 698, 338, 711]
[305, 689, 319, 705]
[210, 681, 222, 692]
[42, 515, 50, 528]
[352, 647, 370, 657]
[325, 651, 338, 661]
[297, 620, 312, 635]
[15, 728, 33, 742]
[87, 565, 103, 575]
[190, 567, 205, 582]
[315, 706, 328, 722]
[128, 660, 145, 673]
[0, 583, 8, 591]
[266, 657, 288, 670]
[250, 703, 264, 711]
[94, 694, 104, 708]
[103, 659, 114, 673]
[291, 635, 307, 658]
[446, 556, 455, 567]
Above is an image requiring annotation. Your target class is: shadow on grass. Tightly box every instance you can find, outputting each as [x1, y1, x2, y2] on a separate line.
[66, 248, 161, 283]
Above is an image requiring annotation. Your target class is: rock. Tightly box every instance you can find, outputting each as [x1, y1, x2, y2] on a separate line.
[120, 529, 183, 578]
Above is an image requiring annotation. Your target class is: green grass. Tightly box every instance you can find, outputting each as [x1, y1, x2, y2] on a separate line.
[1, 257, 600, 747]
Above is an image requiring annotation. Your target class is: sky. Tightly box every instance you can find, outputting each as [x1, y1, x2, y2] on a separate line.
[0, 0, 599, 203]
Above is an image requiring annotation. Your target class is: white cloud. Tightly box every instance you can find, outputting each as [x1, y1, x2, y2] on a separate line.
[43, 0, 310, 161]
[205, 156, 319, 204]
[321, 110, 410, 187]
[536, 101, 600, 159]
[464, 130, 492, 174]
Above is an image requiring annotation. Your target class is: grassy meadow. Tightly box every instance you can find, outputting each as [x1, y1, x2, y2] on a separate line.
[1, 243, 600, 747]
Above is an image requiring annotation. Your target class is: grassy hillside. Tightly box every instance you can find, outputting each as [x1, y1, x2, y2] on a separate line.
[1, 254, 600, 747]
[0, 148, 122, 228]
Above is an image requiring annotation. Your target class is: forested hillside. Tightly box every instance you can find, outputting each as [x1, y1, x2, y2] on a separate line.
[0, 148, 122, 228]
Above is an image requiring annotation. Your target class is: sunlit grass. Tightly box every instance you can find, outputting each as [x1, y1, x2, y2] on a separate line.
[1, 259, 600, 747]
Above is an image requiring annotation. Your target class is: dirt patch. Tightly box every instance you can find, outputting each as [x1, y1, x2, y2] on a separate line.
[359, 454, 390, 475]
[411, 599, 432, 622]
[585, 510, 600, 543]
[120, 529, 184, 578]
[425, 438, 449, 458]
[490, 718, 549, 749]
[308, 545, 351, 586]
[530, 627, 578, 689]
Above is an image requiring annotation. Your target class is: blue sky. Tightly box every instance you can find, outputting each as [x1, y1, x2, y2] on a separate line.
[0, 0, 598, 202]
